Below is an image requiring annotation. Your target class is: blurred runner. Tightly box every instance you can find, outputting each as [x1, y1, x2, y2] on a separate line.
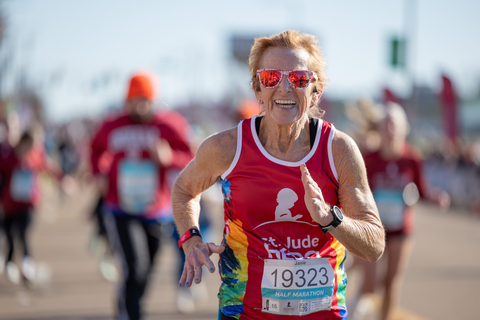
[88, 147, 117, 282]
[348, 102, 450, 320]
[156, 108, 205, 313]
[0, 129, 62, 286]
[90, 71, 194, 320]
[0, 113, 10, 275]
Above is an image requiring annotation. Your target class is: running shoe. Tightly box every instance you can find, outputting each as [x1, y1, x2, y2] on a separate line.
[21, 256, 36, 282]
[6, 261, 21, 284]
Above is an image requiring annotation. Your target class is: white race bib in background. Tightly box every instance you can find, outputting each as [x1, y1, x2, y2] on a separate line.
[10, 169, 34, 202]
[118, 160, 158, 215]
[373, 189, 406, 230]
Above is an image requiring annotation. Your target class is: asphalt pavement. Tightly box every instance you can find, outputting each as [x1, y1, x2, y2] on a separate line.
[0, 182, 478, 320]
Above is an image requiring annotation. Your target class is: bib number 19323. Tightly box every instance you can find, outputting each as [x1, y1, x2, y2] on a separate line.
[261, 258, 335, 316]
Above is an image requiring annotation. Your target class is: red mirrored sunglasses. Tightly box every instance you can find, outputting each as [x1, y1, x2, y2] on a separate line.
[257, 69, 318, 89]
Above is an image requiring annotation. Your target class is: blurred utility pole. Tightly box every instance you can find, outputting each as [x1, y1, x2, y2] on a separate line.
[0, 2, 5, 97]
[404, 0, 418, 128]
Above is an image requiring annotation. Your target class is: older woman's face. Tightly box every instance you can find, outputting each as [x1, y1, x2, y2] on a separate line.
[255, 47, 318, 126]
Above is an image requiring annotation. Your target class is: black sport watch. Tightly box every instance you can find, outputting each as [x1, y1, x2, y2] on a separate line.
[319, 205, 344, 234]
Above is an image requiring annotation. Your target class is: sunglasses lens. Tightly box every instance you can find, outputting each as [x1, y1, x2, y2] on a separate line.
[288, 71, 311, 88]
[259, 70, 282, 88]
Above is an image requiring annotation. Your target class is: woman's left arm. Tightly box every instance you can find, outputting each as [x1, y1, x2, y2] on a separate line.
[302, 130, 385, 262]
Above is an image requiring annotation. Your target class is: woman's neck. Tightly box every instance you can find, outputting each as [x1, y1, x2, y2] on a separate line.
[259, 116, 310, 160]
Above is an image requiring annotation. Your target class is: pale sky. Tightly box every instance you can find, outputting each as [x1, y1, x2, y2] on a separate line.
[3, 0, 480, 121]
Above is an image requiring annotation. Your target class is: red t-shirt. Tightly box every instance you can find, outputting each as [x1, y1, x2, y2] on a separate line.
[0, 147, 46, 215]
[90, 113, 193, 220]
[218, 116, 347, 320]
[364, 144, 427, 236]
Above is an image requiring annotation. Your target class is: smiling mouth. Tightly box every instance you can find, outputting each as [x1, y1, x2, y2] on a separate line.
[274, 100, 297, 109]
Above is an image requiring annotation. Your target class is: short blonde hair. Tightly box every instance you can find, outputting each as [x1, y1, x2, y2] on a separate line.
[249, 31, 328, 92]
[249, 30, 329, 117]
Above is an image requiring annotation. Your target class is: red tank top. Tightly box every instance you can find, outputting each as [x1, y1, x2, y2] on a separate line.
[364, 144, 426, 236]
[218, 116, 347, 320]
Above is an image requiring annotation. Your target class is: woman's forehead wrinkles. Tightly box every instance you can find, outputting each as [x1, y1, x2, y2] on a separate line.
[260, 47, 310, 70]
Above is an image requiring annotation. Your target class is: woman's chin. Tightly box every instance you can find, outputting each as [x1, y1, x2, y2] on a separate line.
[268, 107, 304, 126]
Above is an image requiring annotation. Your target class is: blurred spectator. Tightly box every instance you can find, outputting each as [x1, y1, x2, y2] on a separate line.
[90, 71, 194, 320]
[57, 125, 80, 177]
[0, 129, 62, 286]
[348, 102, 450, 320]
[424, 138, 480, 217]
[344, 97, 382, 155]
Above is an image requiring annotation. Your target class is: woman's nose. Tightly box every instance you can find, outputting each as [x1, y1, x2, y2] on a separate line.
[278, 74, 292, 92]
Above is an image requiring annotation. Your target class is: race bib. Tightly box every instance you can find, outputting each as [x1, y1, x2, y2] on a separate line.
[118, 160, 158, 215]
[373, 189, 406, 230]
[261, 258, 335, 316]
[10, 169, 34, 202]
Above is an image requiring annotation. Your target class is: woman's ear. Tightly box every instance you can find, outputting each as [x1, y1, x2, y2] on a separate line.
[311, 85, 323, 106]
[254, 83, 263, 104]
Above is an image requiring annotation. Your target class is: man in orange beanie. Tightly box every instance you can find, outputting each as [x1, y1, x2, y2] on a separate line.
[90, 71, 194, 320]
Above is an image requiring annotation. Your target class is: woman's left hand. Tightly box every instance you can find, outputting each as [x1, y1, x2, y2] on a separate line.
[300, 164, 333, 226]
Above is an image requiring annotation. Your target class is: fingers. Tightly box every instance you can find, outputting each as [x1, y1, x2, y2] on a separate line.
[205, 243, 225, 273]
[179, 242, 225, 287]
[180, 260, 204, 288]
[301, 164, 323, 201]
[300, 164, 331, 225]
[208, 242, 225, 254]
[179, 266, 188, 287]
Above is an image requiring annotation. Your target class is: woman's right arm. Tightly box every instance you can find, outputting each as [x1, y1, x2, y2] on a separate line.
[172, 127, 237, 287]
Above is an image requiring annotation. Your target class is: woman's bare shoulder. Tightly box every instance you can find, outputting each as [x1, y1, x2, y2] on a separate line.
[331, 129, 367, 182]
[194, 126, 238, 174]
[332, 129, 359, 157]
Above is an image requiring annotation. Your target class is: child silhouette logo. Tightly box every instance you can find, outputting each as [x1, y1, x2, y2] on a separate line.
[254, 188, 316, 229]
[275, 188, 302, 221]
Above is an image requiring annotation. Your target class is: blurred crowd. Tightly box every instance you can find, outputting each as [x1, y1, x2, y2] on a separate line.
[424, 139, 480, 216]
[344, 98, 480, 218]
[0, 70, 478, 320]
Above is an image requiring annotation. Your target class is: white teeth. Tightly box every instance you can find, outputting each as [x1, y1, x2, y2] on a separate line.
[274, 100, 296, 108]
[275, 100, 296, 104]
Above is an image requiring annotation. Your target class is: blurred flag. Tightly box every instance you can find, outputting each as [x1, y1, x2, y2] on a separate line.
[383, 87, 398, 104]
[440, 74, 460, 142]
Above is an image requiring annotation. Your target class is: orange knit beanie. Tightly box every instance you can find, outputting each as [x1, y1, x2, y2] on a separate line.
[126, 72, 157, 101]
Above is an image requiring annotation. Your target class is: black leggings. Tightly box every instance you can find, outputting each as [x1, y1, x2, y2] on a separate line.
[103, 213, 162, 320]
[3, 212, 32, 263]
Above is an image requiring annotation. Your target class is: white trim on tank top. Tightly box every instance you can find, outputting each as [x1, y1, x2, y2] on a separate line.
[249, 115, 322, 167]
[220, 120, 243, 180]
[220, 117, 340, 190]
[327, 125, 339, 183]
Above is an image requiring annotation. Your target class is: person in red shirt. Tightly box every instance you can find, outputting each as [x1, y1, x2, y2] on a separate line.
[349, 102, 450, 320]
[90, 71, 194, 320]
[0, 130, 58, 284]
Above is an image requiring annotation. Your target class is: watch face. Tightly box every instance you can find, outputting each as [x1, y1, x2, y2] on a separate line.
[333, 206, 344, 221]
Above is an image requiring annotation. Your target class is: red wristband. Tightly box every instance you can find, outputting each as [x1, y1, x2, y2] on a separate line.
[178, 228, 202, 251]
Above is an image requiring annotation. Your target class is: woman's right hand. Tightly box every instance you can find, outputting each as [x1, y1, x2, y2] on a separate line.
[179, 238, 225, 287]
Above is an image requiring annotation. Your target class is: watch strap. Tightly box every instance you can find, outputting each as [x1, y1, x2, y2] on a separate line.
[319, 206, 343, 235]
[178, 228, 202, 251]
[319, 224, 335, 235]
